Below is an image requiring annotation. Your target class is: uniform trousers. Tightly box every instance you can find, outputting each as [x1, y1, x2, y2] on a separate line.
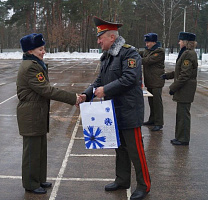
[147, 88, 164, 126]
[22, 135, 47, 190]
[175, 102, 191, 142]
[115, 127, 151, 192]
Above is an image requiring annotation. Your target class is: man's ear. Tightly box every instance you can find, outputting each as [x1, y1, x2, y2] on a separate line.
[28, 50, 33, 54]
[110, 34, 116, 42]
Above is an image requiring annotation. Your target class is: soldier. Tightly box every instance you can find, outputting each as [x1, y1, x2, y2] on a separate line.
[161, 32, 198, 145]
[80, 16, 151, 200]
[17, 33, 81, 194]
[140, 33, 165, 131]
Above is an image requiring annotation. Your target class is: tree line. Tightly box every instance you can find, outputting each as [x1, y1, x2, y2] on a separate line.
[0, 0, 208, 53]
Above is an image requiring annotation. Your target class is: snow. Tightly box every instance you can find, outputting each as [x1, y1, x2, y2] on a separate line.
[201, 54, 208, 71]
[0, 51, 207, 71]
[0, 51, 101, 60]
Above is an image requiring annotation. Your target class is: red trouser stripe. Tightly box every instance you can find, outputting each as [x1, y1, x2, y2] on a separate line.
[134, 127, 151, 192]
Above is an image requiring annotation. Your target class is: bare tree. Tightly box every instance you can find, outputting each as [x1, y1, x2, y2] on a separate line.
[150, 0, 185, 48]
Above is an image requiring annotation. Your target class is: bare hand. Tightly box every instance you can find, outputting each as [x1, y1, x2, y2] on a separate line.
[75, 95, 82, 107]
[75, 94, 86, 107]
[94, 87, 105, 98]
[79, 94, 87, 103]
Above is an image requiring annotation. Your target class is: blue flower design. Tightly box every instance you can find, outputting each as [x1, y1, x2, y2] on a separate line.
[91, 117, 95, 121]
[104, 118, 113, 126]
[105, 107, 110, 112]
[83, 126, 106, 149]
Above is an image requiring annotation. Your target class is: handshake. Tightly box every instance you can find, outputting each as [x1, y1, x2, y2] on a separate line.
[75, 94, 87, 107]
[75, 87, 105, 107]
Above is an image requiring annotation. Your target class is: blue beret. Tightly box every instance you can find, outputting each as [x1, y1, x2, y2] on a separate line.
[144, 33, 158, 42]
[178, 32, 196, 41]
[20, 33, 45, 52]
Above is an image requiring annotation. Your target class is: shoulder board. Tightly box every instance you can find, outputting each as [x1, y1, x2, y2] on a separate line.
[32, 60, 38, 64]
[123, 44, 131, 48]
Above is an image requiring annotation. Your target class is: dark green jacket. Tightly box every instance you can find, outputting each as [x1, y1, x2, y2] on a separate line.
[140, 45, 165, 88]
[165, 49, 198, 103]
[16, 60, 76, 136]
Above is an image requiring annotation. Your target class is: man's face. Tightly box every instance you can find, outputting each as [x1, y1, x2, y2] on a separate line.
[29, 46, 46, 60]
[145, 41, 156, 49]
[97, 32, 114, 51]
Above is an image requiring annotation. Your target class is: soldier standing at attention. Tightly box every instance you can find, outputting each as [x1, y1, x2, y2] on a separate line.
[80, 16, 151, 200]
[161, 32, 198, 145]
[17, 33, 81, 194]
[140, 33, 165, 131]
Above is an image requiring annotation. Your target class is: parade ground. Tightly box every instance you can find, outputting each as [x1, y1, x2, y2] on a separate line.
[0, 58, 207, 200]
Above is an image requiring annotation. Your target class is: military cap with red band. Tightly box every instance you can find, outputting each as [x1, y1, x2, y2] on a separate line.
[93, 16, 123, 37]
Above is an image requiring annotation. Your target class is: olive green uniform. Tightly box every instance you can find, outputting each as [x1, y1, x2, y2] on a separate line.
[140, 46, 165, 126]
[16, 60, 76, 190]
[165, 49, 198, 142]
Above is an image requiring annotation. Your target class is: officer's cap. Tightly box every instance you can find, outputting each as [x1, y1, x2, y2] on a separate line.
[178, 32, 196, 41]
[20, 33, 45, 52]
[93, 16, 123, 37]
[144, 33, 158, 42]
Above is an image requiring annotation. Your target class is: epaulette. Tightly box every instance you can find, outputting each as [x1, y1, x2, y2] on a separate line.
[32, 60, 38, 64]
[123, 44, 131, 48]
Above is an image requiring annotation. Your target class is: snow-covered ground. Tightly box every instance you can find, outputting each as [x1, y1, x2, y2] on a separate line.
[0, 52, 101, 60]
[0, 51, 207, 71]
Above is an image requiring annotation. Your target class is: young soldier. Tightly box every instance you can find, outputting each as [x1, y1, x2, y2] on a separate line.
[161, 32, 198, 145]
[17, 33, 81, 194]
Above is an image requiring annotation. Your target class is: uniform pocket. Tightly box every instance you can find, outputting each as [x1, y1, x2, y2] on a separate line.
[17, 102, 34, 135]
[17, 102, 48, 136]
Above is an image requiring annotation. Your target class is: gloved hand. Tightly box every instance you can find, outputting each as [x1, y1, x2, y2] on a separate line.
[160, 74, 167, 80]
[169, 90, 174, 95]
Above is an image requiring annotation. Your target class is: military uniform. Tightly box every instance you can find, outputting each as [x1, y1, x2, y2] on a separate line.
[84, 34, 150, 195]
[83, 16, 151, 200]
[140, 43, 165, 127]
[165, 48, 198, 143]
[17, 56, 76, 190]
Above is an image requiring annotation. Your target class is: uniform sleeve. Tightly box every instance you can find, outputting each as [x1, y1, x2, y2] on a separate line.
[169, 55, 194, 92]
[83, 73, 102, 101]
[104, 49, 140, 97]
[142, 49, 165, 66]
[27, 64, 76, 105]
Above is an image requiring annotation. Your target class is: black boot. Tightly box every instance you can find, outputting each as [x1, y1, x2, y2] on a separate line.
[130, 189, 149, 200]
[105, 182, 129, 191]
[25, 187, 47, 194]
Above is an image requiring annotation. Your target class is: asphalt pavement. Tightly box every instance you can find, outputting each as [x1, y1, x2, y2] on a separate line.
[0, 59, 207, 200]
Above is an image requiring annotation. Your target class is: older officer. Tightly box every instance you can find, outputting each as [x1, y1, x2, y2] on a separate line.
[17, 33, 80, 194]
[140, 33, 165, 131]
[80, 16, 151, 200]
[161, 32, 198, 145]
